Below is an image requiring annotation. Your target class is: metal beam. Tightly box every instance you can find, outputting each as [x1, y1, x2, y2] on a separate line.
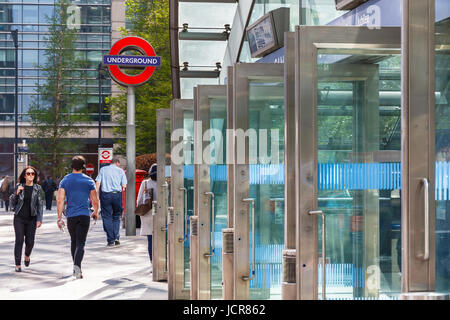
[180, 70, 220, 78]
[179, 31, 229, 41]
[179, 0, 237, 2]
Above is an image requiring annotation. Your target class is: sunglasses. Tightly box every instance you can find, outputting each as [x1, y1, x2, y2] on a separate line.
[26, 172, 35, 176]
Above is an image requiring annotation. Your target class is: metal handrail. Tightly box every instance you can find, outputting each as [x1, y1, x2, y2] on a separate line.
[242, 198, 255, 281]
[308, 210, 326, 300]
[204, 192, 215, 258]
[421, 178, 430, 261]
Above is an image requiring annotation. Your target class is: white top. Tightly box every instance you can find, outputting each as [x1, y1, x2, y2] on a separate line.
[136, 178, 157, 236]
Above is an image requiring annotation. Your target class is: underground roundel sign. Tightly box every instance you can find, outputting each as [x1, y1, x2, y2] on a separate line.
[103, 36, 161, 87]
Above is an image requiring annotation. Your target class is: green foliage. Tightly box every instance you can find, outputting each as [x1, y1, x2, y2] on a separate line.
[27, 0, 89, 178]
[109, 0, 172, 156]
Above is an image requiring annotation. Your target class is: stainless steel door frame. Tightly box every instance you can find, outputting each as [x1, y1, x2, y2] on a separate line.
[194, 85, 227, 300]
[191, 87, 199, 299]
[282, 31, 297, 300]
[223, 66, 235, 300]
[232, 63, 284, 300]
[294, 26, 401, 300]
[401, 0, 436, 295]
[155, 108, 171, 282]
[169, 99, 193, 299]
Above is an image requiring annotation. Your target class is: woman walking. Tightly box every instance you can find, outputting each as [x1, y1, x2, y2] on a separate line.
[136, 164, 157, 273]
[1, 175, 14, 211]
[10, 166, 43, 272]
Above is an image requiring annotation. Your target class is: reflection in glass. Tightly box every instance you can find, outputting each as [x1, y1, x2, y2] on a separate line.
[317, 52, 401, 300]
[248, 80, 285, 300]
[435, 15, 450, 294]
[183, 110, 194, 290]
[209, 97, 227, 299]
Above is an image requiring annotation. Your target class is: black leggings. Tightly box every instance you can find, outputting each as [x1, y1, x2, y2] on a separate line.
[14, 215, 37, 266]
[67, 215, 90, 268]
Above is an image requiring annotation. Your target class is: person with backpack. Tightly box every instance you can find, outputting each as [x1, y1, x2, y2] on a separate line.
[9, 166, 43, 272]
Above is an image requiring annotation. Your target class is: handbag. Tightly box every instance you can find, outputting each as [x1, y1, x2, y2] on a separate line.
[135, 181, 153, 216]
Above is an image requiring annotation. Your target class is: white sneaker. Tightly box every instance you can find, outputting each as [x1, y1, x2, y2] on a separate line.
[73, 265, 83, 279]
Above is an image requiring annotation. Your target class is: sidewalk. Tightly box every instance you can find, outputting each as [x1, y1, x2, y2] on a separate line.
[0, 207, 167, 300]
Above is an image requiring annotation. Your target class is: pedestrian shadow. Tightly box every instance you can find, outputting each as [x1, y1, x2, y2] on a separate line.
[7, 270, 73, 293]
[79, 267, 167, 300]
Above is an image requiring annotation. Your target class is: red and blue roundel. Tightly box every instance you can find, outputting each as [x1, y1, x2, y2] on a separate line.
[104, 36, 161, 87]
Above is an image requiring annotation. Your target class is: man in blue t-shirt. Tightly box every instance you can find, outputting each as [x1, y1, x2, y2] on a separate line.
[57, 155, 99, 279]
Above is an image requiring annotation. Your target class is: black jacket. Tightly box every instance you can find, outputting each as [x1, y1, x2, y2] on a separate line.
[42, 179, 58, 194]
[10, 183, 44, 222]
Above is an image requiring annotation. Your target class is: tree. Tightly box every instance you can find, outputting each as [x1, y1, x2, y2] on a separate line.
[108, 0, 172, 156]
[27, 0, 89, 178]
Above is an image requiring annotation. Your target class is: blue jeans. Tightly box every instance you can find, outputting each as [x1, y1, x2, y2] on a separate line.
[100, 192, 123, 244]
[147, 235, 153, 263]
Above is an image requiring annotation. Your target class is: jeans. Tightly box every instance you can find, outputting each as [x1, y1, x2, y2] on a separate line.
[67, 215, 90, 268]
[147, 235, 153, 263]
[13, 215, 37, 266]
[100, 192, 123, 244]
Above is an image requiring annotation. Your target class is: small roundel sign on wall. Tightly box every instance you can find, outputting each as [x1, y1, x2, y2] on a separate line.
[103, 36, 161, 87]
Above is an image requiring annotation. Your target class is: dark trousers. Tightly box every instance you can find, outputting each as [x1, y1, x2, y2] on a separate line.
[13, 215, 37, 266]
[147, 235, 153, 263]
[100, 192, 123, 244]
[44, 192, 53, 210]
[4, 200, 9, 211]
[67, 215, 90, 268]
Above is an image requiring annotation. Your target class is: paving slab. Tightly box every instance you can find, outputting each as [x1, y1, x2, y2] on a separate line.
[0, 207, 168, 300]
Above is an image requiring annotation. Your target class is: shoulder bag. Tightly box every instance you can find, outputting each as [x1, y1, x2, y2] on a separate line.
[135, 180, 153, 216]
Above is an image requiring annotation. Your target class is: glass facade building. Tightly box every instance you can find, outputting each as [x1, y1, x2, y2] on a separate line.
[0, 0, 116, 177]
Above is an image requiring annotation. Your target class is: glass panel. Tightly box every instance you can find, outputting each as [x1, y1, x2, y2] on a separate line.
[435, 13, 450, 293]
[180, 78, 220, 99]
[183, 111, 194, 288]
[183, 109, 194, 290]
[248, 80, 285, 300]
[317, 52, 401, 300]
[209, 97, 227, 299]
[23, 6, 39, 24]
[301, 0, 346, 26]
[165, 117, 171, 274]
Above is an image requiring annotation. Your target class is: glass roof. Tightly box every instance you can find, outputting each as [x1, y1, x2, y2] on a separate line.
[178, 1, 237, 99]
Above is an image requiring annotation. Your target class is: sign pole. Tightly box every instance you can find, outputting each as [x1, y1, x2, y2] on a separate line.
[104, 36, 161, 237]
[126, 85, 136, 236]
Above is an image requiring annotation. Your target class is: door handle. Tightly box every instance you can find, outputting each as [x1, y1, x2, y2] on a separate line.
[308, 210, 326, 300]
[179, 187, 188, 242]
[420, 178, 430, 261]
[242, 198, 255, 281]
[204, 192, 215, 258]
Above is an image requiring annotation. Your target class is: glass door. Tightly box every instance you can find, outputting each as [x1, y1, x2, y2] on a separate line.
[169, 99, 193, 299]
[193, 85, 227, 300]
[294, 26, 401, 300]
[232, 63, 285, 300]
[155, 108, 171, 282]
[435, 6, 450, 295]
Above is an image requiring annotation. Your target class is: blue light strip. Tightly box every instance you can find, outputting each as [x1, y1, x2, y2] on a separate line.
[169, 162, 450, 198]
